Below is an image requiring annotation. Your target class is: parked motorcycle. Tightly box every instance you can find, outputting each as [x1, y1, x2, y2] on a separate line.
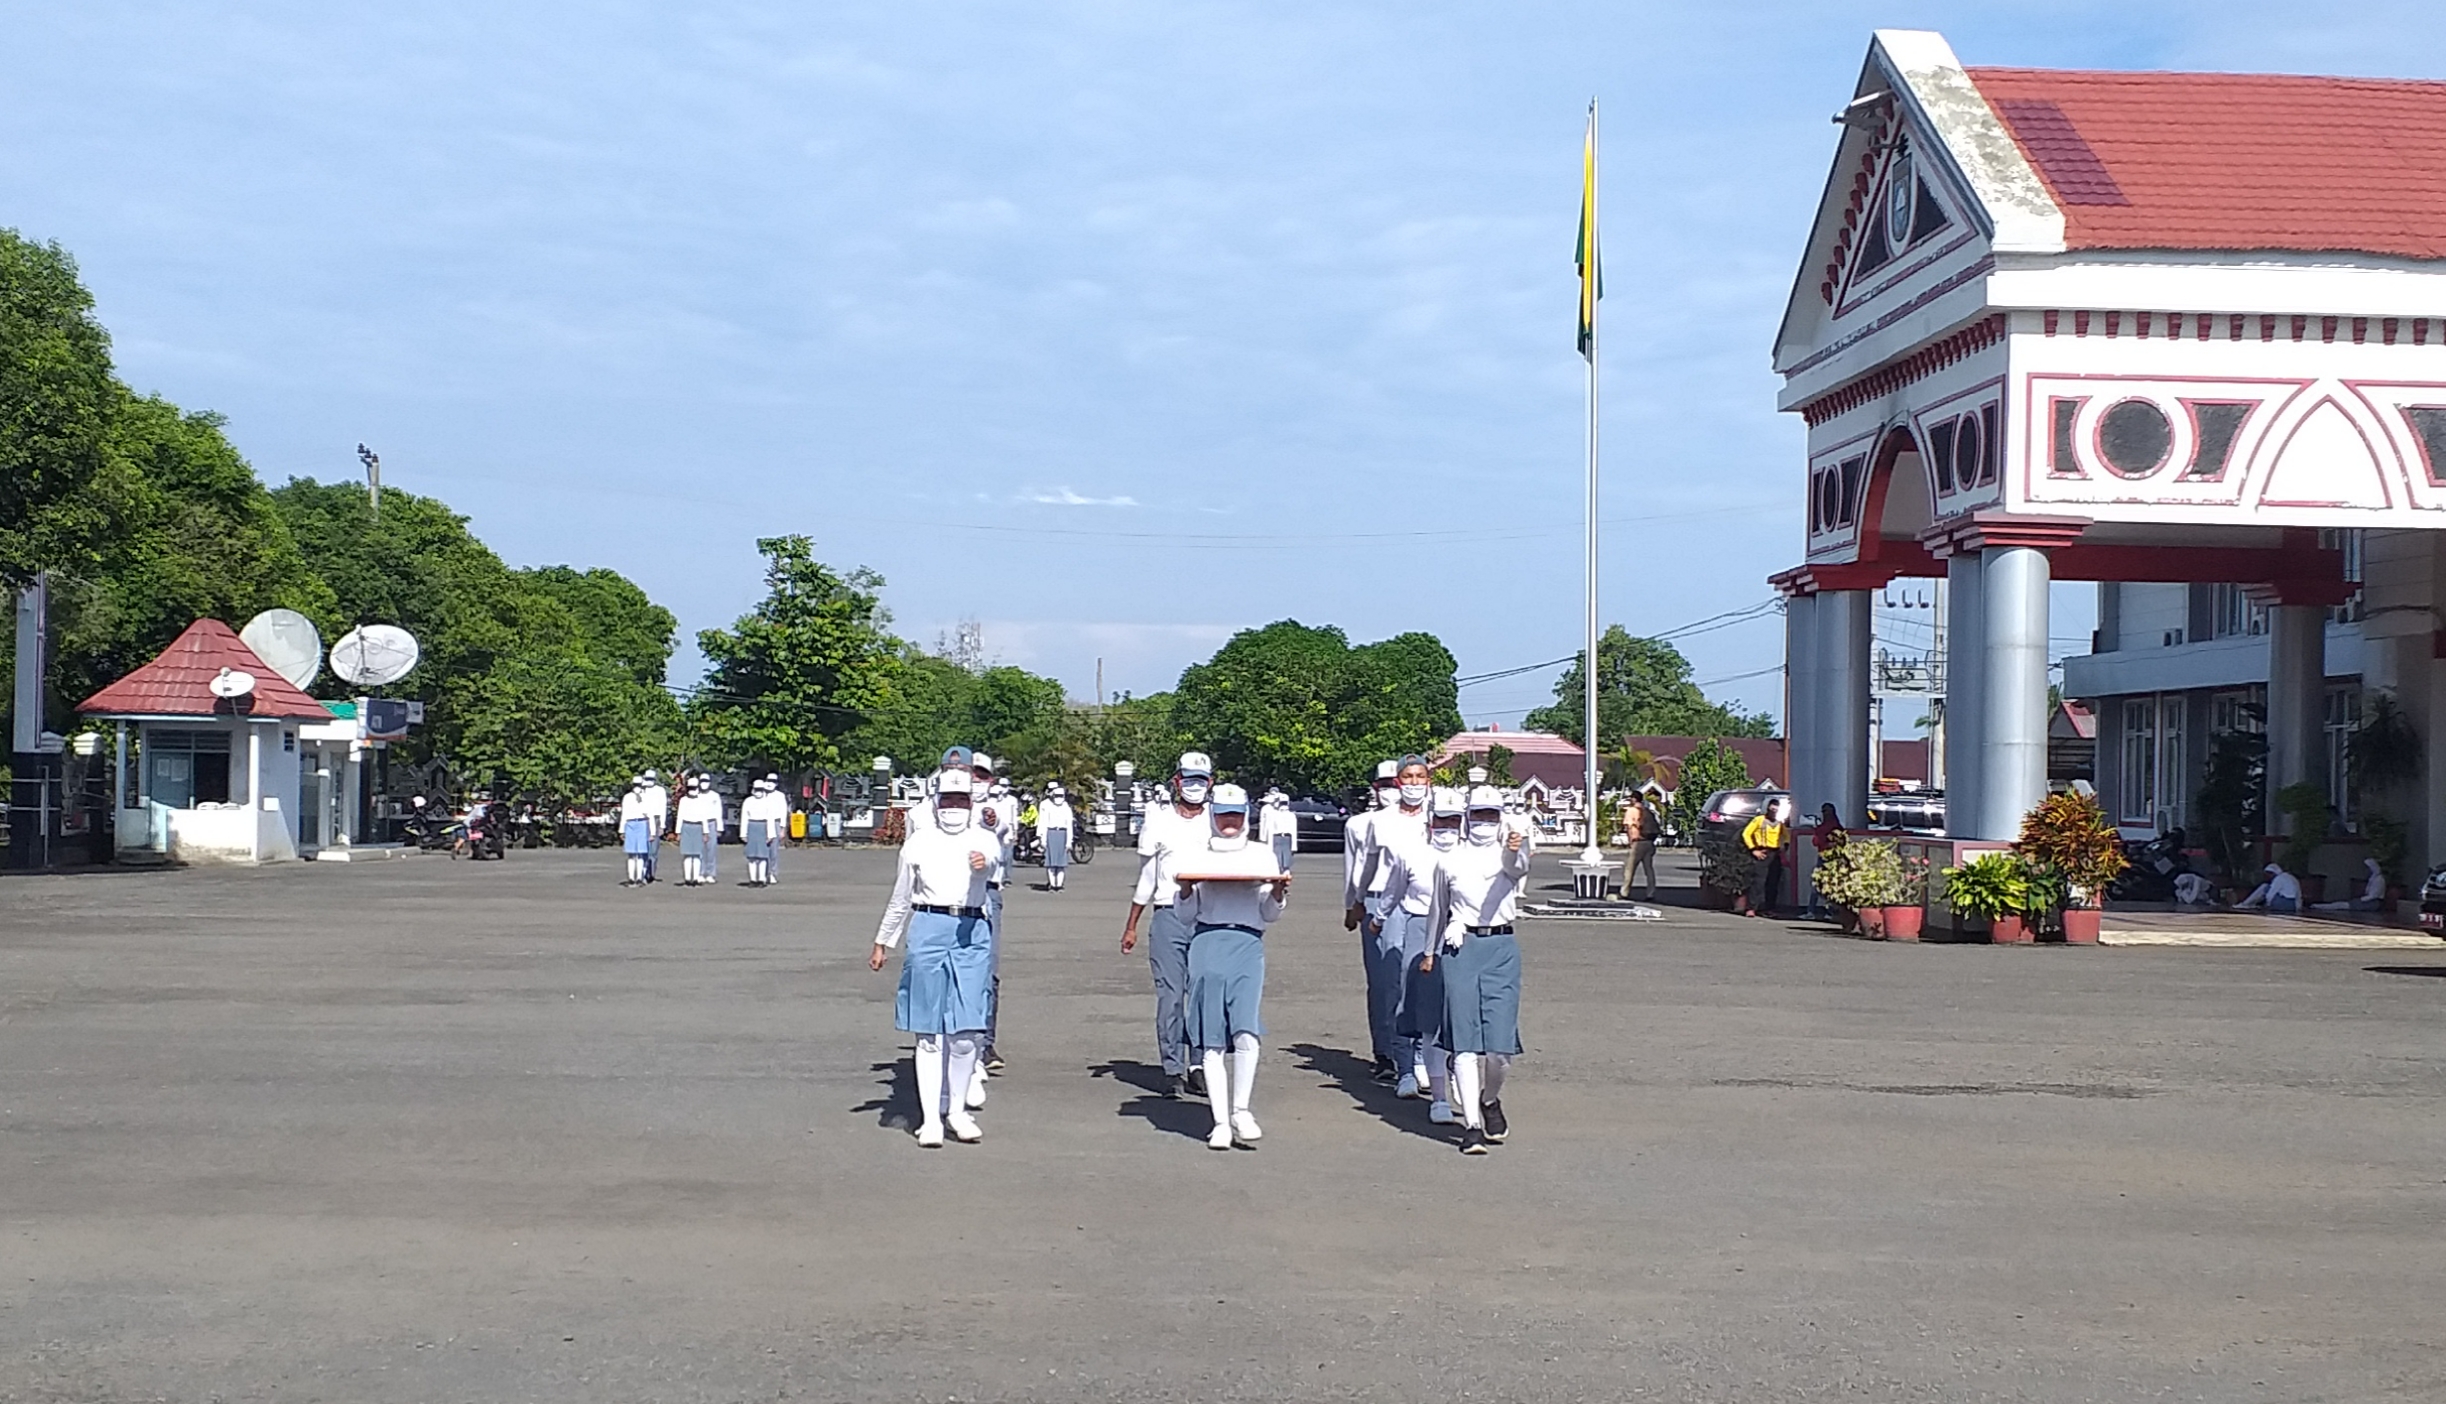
[461, 799, 509, 861]
[2107, 828, 2192, 902]
[404, 797, 463, 854]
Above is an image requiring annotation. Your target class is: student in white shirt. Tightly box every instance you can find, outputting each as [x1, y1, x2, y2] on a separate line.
[1177, 784, 1289, 1150]
[869, 768, 1002, 1148]
[1355, 754, 1436, 1094]
[1342, 759, 1405, 1080]
[970, 753, 1017, 1082]
[1037, 783, 1076, 891]
[740, 775, 791, 887]
[638, 769, 670, 883]
[2238, 861, 2304, 914]
[1430, 784, 1534, 1153]
[1380, 786, 1464, 1122]
[677, 776, 721, 886]
[1122, 751, 1216, 1099]
[1258, 788, 1297, 872]
[619, 776, 653, 886]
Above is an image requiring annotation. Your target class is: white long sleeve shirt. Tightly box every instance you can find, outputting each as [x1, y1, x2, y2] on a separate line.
[619, 790, 649, 824]
[1370, 816, 1443, 920]
[1355, 804, 1430, 913]
[1133, 801, 1211, 908]
[874, 824, 1006, 948]
[741, 790, 790, 826]
[1036, 799, 1074, 835]
[1176, 839, 1289, 932]
[1427, 836, 1536, 949]
[641, 784, 670, 830]
[1259, 801, 1296, 844]
[977, 788, 1018, 865]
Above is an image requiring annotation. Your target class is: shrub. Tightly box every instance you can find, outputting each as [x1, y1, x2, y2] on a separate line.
[2015, 791, 2127, 907]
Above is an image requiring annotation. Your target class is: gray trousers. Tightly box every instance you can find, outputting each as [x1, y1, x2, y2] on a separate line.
[1628, 840, 1657, 896]
[1362, 913, 1406, 1062]
[1146, 905, 1195, 1075]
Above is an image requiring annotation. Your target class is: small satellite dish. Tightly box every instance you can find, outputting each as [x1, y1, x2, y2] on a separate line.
[330, 624, 421, 687]
[240, 608, 324, 691]
[208, 668, 258, 699]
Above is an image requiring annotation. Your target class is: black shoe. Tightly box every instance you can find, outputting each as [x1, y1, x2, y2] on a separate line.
[985, 1050, 1006, 1073]
[1164, 1073, 1188, 1100]
[1184, 1066, 1208, 1100]
[1483, 1100, 1508, 1143]
[1458, 1127, 1489, 1155]
[1371, 1056, 1399, 1084]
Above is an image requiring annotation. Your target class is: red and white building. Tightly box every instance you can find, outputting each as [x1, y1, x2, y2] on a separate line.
[1774, 31, 2446, 870]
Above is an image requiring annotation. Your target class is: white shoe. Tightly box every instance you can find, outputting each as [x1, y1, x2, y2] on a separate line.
[1395, 1073, 1420, 1099]
[965, 1069, 989, 1109]
[947, 1111, 983, 1143]
[1231, 1111, 1262, 1144]
[1207, 1122, 1234, 1151]
[1428, 1100, 1456, 1124]
[915, 1122, 945, 1148]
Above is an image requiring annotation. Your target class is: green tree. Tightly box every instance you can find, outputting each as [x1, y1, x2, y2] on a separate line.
[1169, 620, 1461, 793]
[1669, 737, 1753, 838]
[0, 231, 118, 588]
[1527, 624, 1773, 745]
[691, 535, 899, 771]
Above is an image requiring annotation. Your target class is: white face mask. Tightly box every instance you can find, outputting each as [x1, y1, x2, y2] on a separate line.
[1376, 786, 1399, 810]
[1211, 820, 1248, 853]
[937, 804, 973, 834]
[1399, 782, 1428, 806]
[1467, 817, 1503, 846]
[1178, 780, 1210, 806]
[1429, 825, 1460, 850]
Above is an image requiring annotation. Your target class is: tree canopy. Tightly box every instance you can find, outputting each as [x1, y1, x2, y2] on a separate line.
[689, 535, 901, 772]
[1169, 620, 1462, 793]
[1527, 624, 1774, 746]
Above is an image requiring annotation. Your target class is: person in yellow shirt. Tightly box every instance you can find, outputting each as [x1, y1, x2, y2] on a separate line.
[1734, 796, 1794, 918]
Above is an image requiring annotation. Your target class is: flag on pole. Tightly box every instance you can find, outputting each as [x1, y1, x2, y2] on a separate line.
[1576, 102, 1600, 360]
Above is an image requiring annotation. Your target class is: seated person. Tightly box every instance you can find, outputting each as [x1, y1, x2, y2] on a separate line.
[2171, 870, 2217, 907]
[2236, 862, 2302, 914]
[2312, 857, 2389, 913]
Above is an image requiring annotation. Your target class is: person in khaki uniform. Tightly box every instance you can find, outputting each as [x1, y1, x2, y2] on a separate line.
[1624, 793, 1660, 899]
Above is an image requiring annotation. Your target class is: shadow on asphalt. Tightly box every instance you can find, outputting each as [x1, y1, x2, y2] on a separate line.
[2365, 965, 2446, 979]
[852, 1057, 917, 1132]
[1088, 1059, 1212, 1141]
[1283, 1042, 1457, 1145]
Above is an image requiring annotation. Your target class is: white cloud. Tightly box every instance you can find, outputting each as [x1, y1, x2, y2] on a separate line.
[1019, 487, 1140, 507]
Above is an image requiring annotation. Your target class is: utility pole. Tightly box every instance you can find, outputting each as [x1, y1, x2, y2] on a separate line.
[357, 444, 381, 523]
[10, 573, 57, 869]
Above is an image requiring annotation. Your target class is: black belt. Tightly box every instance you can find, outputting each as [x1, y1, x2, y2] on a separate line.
[1194, 923, 1265, 937]
[1465, 924, 1515, 936]
[916, 903, 986, 918]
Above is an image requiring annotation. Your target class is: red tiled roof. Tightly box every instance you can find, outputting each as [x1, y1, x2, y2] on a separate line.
[78, 618, 333, 721]
[1436, 729, 1585, 760]
[1966, 67, 2446, 259]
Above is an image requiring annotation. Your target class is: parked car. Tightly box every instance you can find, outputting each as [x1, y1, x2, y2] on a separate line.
[1864, 790, 1946, 832]
[1287, 796, 1349, 854]
[2419, 863, 2446, 932]
[1696, 787, 1788, 847]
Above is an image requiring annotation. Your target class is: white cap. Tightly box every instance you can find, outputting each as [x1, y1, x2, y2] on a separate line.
[972, 753, 995, 774]
[1375, 759, 1399, 781]
[642, 768, 658, 780]
[1177, 751, 1213, 778]
[1466, 785, 1504, 812]
[1429, 786, 1467, 817]
[1047, 782, 1065, 796]
[1210, 783, 1250, 812]
[937, 769, 975, 796]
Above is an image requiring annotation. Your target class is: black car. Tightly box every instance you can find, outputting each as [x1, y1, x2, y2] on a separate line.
[1287, 796, 1349, 854]
[2419, 864, 2446, 932]
[1864, 790, 1946, 832]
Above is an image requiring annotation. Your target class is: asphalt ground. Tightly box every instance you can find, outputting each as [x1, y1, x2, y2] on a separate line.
[3, 844, 2443, 1403]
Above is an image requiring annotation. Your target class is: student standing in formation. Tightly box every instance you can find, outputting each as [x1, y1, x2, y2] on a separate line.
[740, 776, 789, 887]
[1352, 756, 1435, 1093]
[972, 753, 1016, 1080]
[1341, 759, 1406, 1082]
[1177, 784, 1289, 1150]
[638, 768, 670, 883]
[869, 767, 1000, 1147]
[1431, 784, 1534, 1153]
[1378, 785, 1461, 1123]
[676, 775, 717, 885]
[1122, 751, 1214, 1099]
[619, 775, 654, 886]
[1037, 782, 1075, 891]
[1259, 788, 1297, 872]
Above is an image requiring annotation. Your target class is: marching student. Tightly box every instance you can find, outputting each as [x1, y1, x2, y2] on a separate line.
[1177, 783, 1290, 1150]
[1122, 751, 1215, 1099]
[740, 776, 790, 887]
[619, 775, 654, 886]
[676, 775, 719, 886]
[1037, 782, 1076, 891]
[1353, 755, 1435, 1094]
[1342, 759, 1406, 1081]
[1431, 784, 1535, 1154]
[1259, 788, 1297, 872]
[869, 767, 1001, 1148]
[638, 768, 670, 883]
[1379, 786, 1464, 1122]
[972, 753, 1017, 1082]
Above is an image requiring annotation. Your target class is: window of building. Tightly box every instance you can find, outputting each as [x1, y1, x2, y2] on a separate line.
[142, 729, 232, 810]
[2211, 583, 2267, 639]
[2120, 698, 2157, 824]
[2325, 685, 2361, 824]
[2212, 688, 2265, 736]
[2319, 528, 2365, 624]
[2158, 698, 2188, 832]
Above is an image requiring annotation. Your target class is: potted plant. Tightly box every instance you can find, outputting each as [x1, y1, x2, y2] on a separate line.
[2014, 791, 2128, 944]
[1884, 851, 1930, 941]
[1942, 850, 2031, 943]
[2273, 780, 2331, 902]
[1812, 837, 1889, 936]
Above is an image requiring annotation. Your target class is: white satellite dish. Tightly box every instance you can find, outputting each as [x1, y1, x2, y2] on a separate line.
[240, 608, 324, 691]
[330, 624, 421, 687]
[208, 668, 257, 699]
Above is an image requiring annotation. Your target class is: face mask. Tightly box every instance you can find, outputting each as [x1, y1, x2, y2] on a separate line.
[1467, 818, 1503, 846]
[1429, 826, 1460, 851]
[937, 805, 973, 834]
[1178, 780, 1210, 805]
[1211, 821, 1248, 853]
[1399, 782, 1428, 806]
[1376, 786, 1399, 810]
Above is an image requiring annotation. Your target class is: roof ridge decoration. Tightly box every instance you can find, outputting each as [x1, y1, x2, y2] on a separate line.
[1873, 30, 2065, 255]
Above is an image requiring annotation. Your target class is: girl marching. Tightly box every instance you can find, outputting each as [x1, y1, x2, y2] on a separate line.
[1430, 784, 1534, 1154]
[869, 767, 1001, 1148]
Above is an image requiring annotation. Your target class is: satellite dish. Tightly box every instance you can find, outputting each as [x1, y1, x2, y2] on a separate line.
[330, 624, 421, 687]
[240, 608, 324, 691]
[208, 668, 258, 699]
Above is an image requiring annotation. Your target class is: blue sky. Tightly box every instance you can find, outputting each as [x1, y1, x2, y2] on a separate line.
[5, 2, 2441, 726]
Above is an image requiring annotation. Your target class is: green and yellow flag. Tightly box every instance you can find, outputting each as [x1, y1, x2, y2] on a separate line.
[1576, 102, 1600, 360]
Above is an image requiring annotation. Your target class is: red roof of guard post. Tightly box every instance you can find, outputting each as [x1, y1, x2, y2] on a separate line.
[78, 618, 334, 722]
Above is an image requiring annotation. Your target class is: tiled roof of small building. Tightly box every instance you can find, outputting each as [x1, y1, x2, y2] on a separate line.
[78, 618, 333, 721]
[1966, 66, 2446, 259]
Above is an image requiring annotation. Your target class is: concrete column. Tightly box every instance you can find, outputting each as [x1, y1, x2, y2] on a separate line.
[1943, 551, 1985, 835]
[1783, 592, 1820, 814]
[246, 724, 263, 863]
[1823, 589, 1874, 831]
[1976, 545, 2051, 840]
[2265, 603, 2327, 828]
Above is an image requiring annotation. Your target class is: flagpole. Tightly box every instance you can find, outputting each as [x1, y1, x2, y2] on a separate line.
[1580, 100, 1604, 869]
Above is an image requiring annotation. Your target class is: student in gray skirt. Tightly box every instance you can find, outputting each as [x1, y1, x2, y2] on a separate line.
[1176, 783, 1290, 1151]
[1430, 784, 1534, 1154]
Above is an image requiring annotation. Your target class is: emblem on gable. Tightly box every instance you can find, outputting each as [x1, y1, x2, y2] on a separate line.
[1823, 127, 1972, 316]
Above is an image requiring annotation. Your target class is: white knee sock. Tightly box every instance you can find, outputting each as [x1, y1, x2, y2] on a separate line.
[1427, 1046, 1451, 1104]
[626, 857, 641, 883]
[913, 1036, 945, 1128]
[1453, 1053, 1483, 1128]
[944, 1034, 982, 1115]
[1484, 1053, 1510, 1102]
[1230, 1032, 1259, 1114]
[1202, 1049, 1231, 1126]
[683, 856, 700, 883]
